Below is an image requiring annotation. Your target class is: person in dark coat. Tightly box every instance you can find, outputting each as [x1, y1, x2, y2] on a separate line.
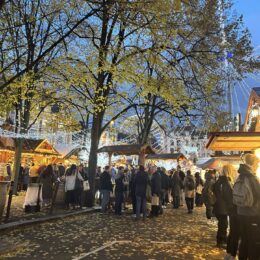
[39, 164, 56, 207]
[100, 166, 113, 213]
[219, 164, 239, 260]
[171, 170, 182, 209]
[202, 170, 216, 219]
[213, 167, 234, 248]
[236, 154, 260, 260]
[115, 167, 125, 215]
[129, 167, 137, 215]
[184, 170, 195, 214]
[22, 165, 29, 191]
[177, 165, 185, 206]
[161, 168, 169, 207]
[135, 165, 149, 220]
[151, 167, 162, 216]
[58, 163, 66, 178]
[195, 172, 204, 207]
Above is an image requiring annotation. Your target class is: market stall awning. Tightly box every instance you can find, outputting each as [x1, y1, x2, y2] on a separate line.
[206, 132, 260, 151]
[146, 153, 187, 161]
[97, 144, 155, 155]
[196, 158, 222, 169]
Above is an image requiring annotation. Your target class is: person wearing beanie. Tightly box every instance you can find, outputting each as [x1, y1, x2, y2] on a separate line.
[236, 154, 260, 260]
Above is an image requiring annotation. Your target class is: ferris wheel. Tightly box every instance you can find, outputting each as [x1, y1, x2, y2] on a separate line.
[229, 45, 260, 122]
[117, 115, 165, 153]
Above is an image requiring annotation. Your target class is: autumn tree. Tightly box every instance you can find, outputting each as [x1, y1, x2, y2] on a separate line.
[46, 0, 258, 205]
[0, 0, 97, 193]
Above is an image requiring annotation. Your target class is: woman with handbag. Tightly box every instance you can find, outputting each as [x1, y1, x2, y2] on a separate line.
[65, 164, 83, 210]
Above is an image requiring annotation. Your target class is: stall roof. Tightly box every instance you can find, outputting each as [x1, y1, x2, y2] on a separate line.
[206, 132, 260, 151]
[197, 158, 221, 169]
[146, 153, 187, 161]
[64, 147, 81, 160]
[0, 137, 60, 155]
[97, 144, 155, 155]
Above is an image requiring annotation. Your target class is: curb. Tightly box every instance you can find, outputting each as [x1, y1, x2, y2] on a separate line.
[0, 207, 101, 232]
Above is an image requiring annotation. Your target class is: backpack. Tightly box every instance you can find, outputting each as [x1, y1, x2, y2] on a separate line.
[186, 177, 195, 191]
[233, 176, 254, 207]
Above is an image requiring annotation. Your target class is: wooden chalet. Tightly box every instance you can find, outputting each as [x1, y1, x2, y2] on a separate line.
[97, 144, 155, 167]
[0, 137, 61, 165]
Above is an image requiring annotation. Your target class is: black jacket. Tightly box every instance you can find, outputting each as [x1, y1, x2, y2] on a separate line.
[171, 172, 182, 196]
[135, 170, 148, 197]
[115, 175, 124, 193]
[100, 171, 113, 191]
[161, 172, 170, 190]
[151, 171, 162, 195]
[213, 175, 233, 216]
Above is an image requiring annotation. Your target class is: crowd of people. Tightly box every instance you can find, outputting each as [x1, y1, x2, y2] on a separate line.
[2, 152, 260, 259]
[98, 154, 260, 260]
[98, 164, 204, 217]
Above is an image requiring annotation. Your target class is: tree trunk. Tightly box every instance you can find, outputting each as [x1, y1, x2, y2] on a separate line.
[12, 138, 24, 194]
[87, 113, 103, 206]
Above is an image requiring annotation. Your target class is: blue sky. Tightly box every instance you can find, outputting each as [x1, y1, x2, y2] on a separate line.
[231, 0, 260, 120]
[234, 0, 260, 47]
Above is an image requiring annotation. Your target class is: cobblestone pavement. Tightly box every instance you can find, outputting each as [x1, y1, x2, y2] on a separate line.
[2, 192, 73, 224]
[0, 206, 225, 260]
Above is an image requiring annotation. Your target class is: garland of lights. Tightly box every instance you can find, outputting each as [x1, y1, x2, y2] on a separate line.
[0, 127, 82, 140]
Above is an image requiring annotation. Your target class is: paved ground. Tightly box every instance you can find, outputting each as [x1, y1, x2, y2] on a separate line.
[2, 192, 82, 224]
[0, 205, 225, 260]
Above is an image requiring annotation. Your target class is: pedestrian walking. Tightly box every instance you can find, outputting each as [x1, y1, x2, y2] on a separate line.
[171, 169, 182, 209]
[129, 167, 137, 216]
[22, 164, 29, 191]
[135, 165, 149, 220]
[177, 165, 185, 206]
[233, 154, 260, 260]
[39, 164, 56, 207]
[218, 164, 239, 260]
[202, 170, 217, 219]
[151, 167, 162, 216]
[100, 166, 113, 213]
[184, 170, 195, 214]
[161, 167, 169, 208]
[213, 165, 235, 249]
[195, 172, 204, 207]
[115, 167, 124, 215]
